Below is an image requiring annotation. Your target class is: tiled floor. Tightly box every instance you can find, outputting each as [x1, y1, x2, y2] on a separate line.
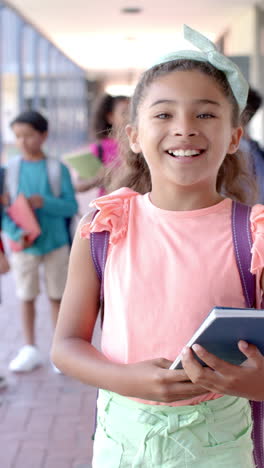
[0, 269, 99, 468]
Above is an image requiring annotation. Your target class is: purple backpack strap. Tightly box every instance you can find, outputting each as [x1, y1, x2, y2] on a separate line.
[232, 201, 255, 308]
[90, 230, 110, 304]
[232, 200, 264, 468]
[89, 224, 109, 439]
[89, 208, 110, 305]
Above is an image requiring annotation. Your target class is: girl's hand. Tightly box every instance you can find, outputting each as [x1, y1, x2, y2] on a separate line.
[115, 358, 208, 403]
[181, 340, 264, 401]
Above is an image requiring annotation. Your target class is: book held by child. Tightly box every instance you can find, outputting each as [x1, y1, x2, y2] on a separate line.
[170, 307, 264, 369]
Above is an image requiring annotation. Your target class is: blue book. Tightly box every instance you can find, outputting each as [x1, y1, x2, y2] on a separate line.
[170, 307, 264, 370]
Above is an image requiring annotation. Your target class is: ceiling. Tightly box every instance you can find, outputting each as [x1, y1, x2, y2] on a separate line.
[7, 0, 263, 89]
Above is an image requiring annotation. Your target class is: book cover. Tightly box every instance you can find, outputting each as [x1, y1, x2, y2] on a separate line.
[7, 194, 41, 251]
[170, 307, 264, 369]
[64, 150, 103, 179]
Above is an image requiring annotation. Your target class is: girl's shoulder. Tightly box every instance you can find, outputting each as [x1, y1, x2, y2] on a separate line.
[80, 187, 140, 244]
[250, 203, 264, 274]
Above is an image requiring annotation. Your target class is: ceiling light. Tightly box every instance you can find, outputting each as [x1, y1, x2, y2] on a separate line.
[121, 7, 142, 14]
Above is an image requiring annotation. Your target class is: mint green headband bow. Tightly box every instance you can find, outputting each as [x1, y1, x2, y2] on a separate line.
[150, 25, 249, 113]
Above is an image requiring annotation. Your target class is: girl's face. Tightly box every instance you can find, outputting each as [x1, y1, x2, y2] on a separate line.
[126, 70, 243, 194]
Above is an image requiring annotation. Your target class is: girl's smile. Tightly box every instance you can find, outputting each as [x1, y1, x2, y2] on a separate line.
[166, 147, 206, 161]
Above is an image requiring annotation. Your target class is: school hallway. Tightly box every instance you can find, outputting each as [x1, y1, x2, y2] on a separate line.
[0, 268, 99, 468]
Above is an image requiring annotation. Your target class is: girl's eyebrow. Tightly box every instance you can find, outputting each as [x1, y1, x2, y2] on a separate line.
[149, 98, 221, 107]
[196, 99, 221, 106]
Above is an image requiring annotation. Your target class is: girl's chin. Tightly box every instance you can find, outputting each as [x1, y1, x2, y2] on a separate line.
[158, 177, 207, 189]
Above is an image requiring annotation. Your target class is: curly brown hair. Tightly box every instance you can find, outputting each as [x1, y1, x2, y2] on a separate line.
[107, 60, 257, 204]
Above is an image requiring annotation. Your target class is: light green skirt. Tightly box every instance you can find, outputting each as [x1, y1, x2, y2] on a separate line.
[92, 390, 255, 468]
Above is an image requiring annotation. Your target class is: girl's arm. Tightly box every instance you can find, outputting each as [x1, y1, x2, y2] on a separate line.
[181, 269, 264, 401]
[51, 221, 207, 403]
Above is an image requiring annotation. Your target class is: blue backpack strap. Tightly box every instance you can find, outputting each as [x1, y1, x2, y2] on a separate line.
[232, 200, 264, 468]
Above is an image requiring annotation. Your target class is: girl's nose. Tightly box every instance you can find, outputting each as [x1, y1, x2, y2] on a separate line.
[172, 118, 199, 137]
[173, 128, 199, 137]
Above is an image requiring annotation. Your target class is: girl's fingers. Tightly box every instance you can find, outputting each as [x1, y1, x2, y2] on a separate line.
[181, 345, 235, 390]
[155, 357, 173, 369]
[154, 358, 189, 380]
[166, 381, 208, 401]
[238, 340, 264, 364]
[171, 381, 207, 395]
[185, 344, 234, 372]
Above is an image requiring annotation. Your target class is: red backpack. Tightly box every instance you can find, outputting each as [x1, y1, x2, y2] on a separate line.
[90, 201, 264, 467]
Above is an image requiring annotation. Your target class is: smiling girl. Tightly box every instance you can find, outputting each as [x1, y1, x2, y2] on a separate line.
[51, 26, 263, 467]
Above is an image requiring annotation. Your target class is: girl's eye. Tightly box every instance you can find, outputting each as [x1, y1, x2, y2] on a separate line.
[197, 113, 215, 119]
[155, 113, 171, 119]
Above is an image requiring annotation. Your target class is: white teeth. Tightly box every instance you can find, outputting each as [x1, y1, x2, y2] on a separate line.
[168, 149, 201, 157]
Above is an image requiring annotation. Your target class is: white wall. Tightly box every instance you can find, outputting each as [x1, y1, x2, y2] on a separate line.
[224, 8, 256, 56]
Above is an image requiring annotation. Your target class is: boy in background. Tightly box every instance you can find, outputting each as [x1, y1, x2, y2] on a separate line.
[3, 110, 78, 372]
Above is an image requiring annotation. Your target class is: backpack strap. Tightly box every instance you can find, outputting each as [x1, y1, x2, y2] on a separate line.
[90, 229, 110, 304]
[251, 400, 264, 468]
[89, 209, 110, 325]
[232, 201, 264, 468]
[89, 216, 109, 437]
[46, 158, 61, 197]
[0, 167, 5, 196]
[97, 144, 104, 163]
[231, 200, 256, 308]
[0, 167, 5, 229]
[5, 155, 21, 202]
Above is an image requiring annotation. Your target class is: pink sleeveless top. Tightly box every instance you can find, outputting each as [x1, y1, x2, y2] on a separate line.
[81, 188, 264, 406]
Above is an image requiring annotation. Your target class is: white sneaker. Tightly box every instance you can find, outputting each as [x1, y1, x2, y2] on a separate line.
[9, 345, 42, 372]
[51, 362, 62, 374]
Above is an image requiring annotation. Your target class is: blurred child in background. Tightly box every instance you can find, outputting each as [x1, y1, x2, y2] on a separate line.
[240, 87, 264, 203]
[75, 93, 130, 195]
[3, 110, 78, 373]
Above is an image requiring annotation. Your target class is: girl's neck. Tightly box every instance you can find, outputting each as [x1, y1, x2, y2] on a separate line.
[22, 151, 46, 161]
[149, 184, 224, 212]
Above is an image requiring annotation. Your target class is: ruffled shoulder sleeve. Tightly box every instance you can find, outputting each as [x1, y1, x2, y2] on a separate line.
[80, 187, 139, 244]
[250, 204, 264, 274]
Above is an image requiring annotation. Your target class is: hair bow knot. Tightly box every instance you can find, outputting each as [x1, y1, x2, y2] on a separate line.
[150, 24, 249, 113]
